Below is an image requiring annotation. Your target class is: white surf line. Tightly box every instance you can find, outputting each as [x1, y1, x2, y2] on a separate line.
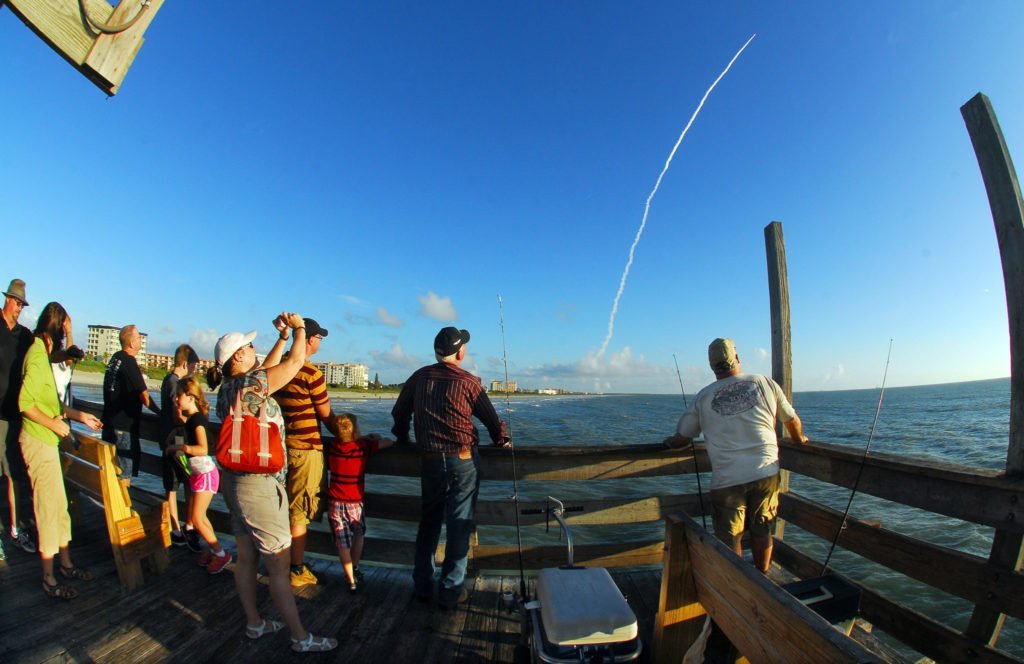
[597, 33, 757, 357]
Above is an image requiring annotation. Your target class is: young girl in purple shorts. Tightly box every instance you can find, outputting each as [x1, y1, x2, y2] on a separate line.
[165, 376, 230, 574]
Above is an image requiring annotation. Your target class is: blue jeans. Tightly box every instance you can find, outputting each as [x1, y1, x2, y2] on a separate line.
[413, 452, 480, 606]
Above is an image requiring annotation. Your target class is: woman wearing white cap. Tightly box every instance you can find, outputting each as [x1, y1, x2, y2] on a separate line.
[206, 313, 337, 653]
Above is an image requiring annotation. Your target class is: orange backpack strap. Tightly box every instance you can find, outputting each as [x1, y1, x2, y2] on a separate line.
[257, 396, 272, 467]
[228, 385, 245, 464]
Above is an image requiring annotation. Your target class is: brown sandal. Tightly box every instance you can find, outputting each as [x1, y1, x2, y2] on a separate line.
[59, 565, 93, 581]
[43, 579, 78, 600]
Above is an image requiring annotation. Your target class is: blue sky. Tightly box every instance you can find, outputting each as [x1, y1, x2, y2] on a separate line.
[2, 2, 1022, 393]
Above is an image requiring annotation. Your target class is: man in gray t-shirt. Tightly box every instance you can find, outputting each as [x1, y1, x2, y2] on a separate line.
[664, 338, 808, 573]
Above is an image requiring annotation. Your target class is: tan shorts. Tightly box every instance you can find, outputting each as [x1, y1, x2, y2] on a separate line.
[285, 448, 326, 526]
[710, 473, 780, 540]
[221, 472, 291, 555]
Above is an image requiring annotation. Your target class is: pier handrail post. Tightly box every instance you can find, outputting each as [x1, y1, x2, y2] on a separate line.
[961, 92, 1024, 647]
[652, 514, 707, 664]
[765, 221, 794, 541]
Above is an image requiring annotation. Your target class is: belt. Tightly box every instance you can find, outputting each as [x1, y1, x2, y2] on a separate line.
[422, 448, 473, 460]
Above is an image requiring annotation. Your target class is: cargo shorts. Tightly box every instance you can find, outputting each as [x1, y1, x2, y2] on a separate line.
[285, 448, 326, 526]
[710, 473, 780, 540]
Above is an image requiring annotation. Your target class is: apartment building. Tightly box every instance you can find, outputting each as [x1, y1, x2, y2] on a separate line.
[87, 324, 148, 364]
[489, 380, 518, 394]
[315, 362, 369, 389]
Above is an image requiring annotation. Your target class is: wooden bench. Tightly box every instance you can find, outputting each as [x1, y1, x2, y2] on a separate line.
[652, 512, 883, 664]
[61, 433, 170, 591]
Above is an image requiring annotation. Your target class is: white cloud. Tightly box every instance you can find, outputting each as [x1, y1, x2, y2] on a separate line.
[519, 347, 663, 380]
[345, 310, 374, 326]
[18, 306, 38, 331]
[756, 347, 768, 360]
[369, 343, 423, 371]
[820, 363, 846, 385]
[339, 294, 364, 305]
[377, 307, 403, 328]
[189, 328, 219, 359]
[418, 291, 457, 322]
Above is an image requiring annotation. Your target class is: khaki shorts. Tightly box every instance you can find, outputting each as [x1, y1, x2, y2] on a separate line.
[221, 472, 291, 555]
[285, 448, 326, 526]
[710, 473, 780, 540]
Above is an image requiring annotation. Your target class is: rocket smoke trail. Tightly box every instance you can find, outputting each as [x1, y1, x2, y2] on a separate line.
[597, 33, 757, 357]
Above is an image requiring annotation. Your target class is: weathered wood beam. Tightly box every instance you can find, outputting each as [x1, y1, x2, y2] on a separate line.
[370, 443, 711, 481]
[961, 91, 1024, 647]
[667, 513, 882, 663]
[779, 492, 1024, 620]
[295, 528, 664, 569]
[83, 0, 163, 95]
[367, 491, 706, 526]
[76, 398, 711, 480]
[765, 220, 794, 542]
[6, 0, 113, 64]
[774, 539, 1021, 664]
[781, 440, 1024, 533]
[5, 0, 162, 95]
[652, 514, 708, 664]
[765, 221, 793, 402]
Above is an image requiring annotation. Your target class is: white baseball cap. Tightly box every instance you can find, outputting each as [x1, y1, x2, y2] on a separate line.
[215, 330, 258, 366]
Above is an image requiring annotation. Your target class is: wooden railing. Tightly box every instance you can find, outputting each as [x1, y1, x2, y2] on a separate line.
[773, 439, 1024, 664]
[72, 399, 1024, 661]
[72, 399, 706, 569]
[653, 512, 883, 664]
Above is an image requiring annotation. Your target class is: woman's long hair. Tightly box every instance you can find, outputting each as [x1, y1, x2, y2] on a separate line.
[33, 301, 67, 350]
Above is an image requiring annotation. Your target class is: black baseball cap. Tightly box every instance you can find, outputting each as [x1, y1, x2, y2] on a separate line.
[304, 318, 329, 338]
[434, 327, 470, 356]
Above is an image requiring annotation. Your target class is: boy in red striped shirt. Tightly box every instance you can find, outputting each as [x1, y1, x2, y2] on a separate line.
[325, 413, 393, 593]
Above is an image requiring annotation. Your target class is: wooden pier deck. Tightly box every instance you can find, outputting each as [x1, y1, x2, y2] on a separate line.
[0, 496, 662, 663]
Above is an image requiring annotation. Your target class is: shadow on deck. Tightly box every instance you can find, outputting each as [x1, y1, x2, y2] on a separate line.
[0, 498, 662, 663]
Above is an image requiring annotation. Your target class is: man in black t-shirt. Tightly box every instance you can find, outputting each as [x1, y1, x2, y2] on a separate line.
[101, 325, 159, 477]
[0, 278, 37, 554]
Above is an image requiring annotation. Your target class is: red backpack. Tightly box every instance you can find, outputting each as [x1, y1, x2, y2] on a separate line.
[216, 384, 285, 474]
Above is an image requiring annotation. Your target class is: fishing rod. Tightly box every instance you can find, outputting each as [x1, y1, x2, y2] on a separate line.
[497, 295, 527, 600]
[821, 339, 894, 575]
[673, 354, 707, 530]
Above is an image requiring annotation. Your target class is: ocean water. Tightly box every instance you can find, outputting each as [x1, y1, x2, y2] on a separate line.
[73, 377, 1021, 658]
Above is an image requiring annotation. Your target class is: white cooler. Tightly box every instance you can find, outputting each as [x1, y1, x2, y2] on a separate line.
[528, 567, 642, 662]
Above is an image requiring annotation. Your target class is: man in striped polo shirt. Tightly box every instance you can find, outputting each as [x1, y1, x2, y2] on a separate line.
[391, 326, 511, 610]
[273, 317, 337, 587]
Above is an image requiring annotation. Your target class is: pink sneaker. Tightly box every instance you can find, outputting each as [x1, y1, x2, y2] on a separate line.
[197, 550, 214, 567]
[206, 551, 232, 575]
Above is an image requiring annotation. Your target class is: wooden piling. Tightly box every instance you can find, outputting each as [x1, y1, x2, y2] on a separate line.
[960, 91, 1024, 648]
[765, 221, 794, 540]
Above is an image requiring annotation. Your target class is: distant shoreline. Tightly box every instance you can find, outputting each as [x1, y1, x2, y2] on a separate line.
[70, 369, 590, 400]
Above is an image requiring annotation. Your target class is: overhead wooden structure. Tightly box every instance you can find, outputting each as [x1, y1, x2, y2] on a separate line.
[961, 91, 1024, 648]
[3, 0, 163, 95]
